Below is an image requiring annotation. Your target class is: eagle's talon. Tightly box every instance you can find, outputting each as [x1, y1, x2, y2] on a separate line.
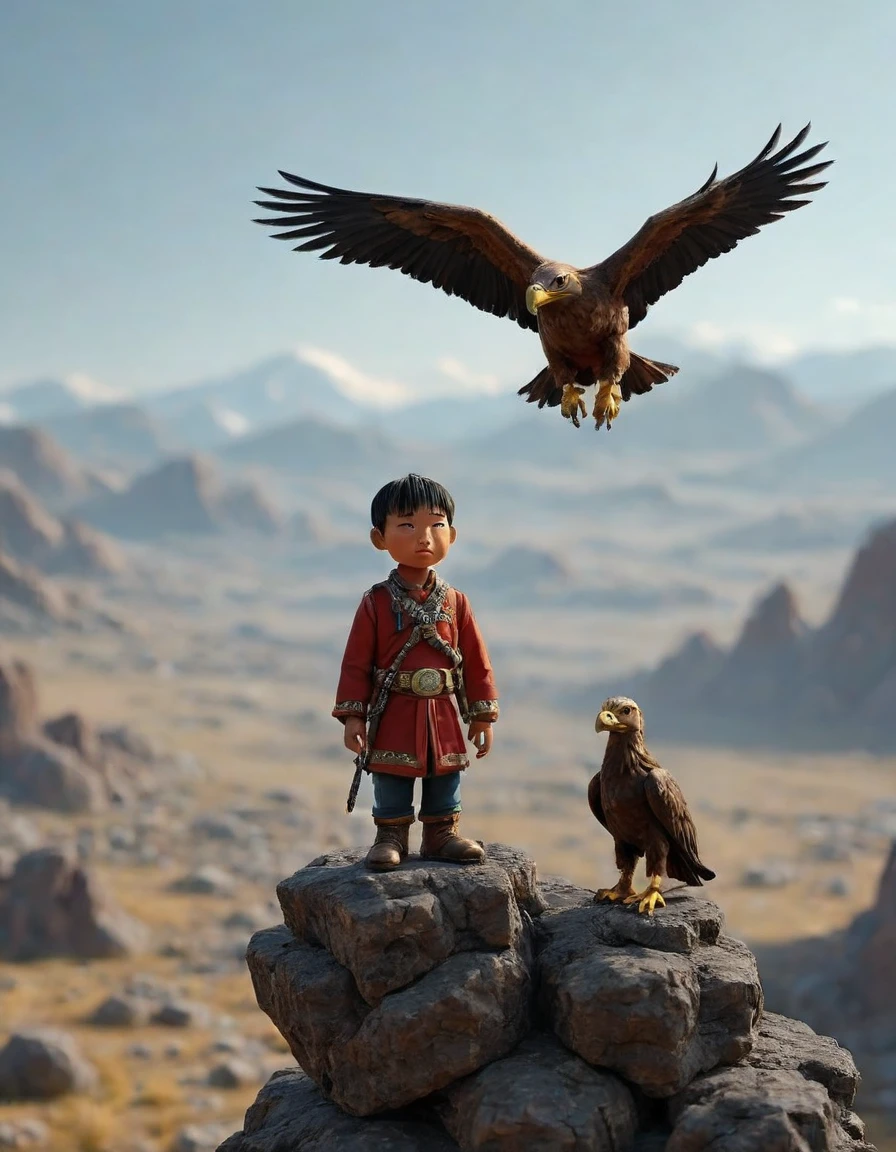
[594, 887, 635, 903]
[593, 382, 622, 431]
[623, 885, 666, 915]
[560, 384, 587, 428]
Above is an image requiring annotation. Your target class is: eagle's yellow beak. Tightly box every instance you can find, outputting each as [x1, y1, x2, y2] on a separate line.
[526, 284, 555, 314]
[596, 710, 626, 733]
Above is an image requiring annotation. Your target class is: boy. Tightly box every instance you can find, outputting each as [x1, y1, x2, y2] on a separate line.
[333, 474, 499, 871]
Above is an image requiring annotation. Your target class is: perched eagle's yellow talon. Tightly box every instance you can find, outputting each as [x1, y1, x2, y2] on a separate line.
[623, 877, 666, 915]
[560, 384, 587, 428]
[594, 885, 635, 903]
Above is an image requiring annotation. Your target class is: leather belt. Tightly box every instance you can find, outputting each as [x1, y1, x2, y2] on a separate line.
[380, 668, 456, 697]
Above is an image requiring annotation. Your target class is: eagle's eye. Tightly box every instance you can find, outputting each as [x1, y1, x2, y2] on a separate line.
[554, 274, 567, 288]
[619, 706, 631, 716]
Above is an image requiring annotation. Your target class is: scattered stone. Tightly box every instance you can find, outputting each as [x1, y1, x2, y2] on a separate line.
[99, 724, 157, 763]
[0, 1117, 49, 1148]
[170, 865, 236, 897]
[207, 1058, 258, 1089]
[826, 875, 851, 898]
[190, 814, 243, 841]
[152, 1001, 209, 1029]
[87, 994, 148, 1028]
[808, 838, 853, 863]
[0, 1029, 98, 1100]
[223, 906, 277, 933]
[741, 861, 797, 888]
[169, 1123, 233, 1152]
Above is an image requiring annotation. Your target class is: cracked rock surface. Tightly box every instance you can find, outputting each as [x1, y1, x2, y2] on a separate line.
[225, 850, 876, 1151]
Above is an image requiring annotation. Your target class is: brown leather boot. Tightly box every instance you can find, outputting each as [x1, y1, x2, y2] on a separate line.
[365, 815, 414, 872]
[420, 813, 485, 864]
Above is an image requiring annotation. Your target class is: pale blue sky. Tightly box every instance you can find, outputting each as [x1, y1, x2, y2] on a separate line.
[1, 0, 893, 398]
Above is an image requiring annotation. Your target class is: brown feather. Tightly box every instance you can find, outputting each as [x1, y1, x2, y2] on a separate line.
[254, 175, 543, 331]
[597, 123, 831, 328]
[593, 702, 714, 889]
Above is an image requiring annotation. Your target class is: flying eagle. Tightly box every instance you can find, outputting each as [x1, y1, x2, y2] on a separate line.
[589, 697, 714, 914]
[254, 125, 829, 432]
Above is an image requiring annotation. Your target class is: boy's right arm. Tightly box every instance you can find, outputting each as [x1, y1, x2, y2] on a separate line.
[333, 594, 377, 756]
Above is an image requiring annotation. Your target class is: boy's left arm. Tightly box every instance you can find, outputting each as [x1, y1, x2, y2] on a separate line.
[456, 592, 499, 759]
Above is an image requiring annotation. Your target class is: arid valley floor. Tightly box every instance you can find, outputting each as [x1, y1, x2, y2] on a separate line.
[0, 355, 895, 1150]
[1, 621, 894, 1151]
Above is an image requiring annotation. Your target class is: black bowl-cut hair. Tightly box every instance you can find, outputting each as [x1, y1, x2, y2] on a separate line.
[370, 474, 456, 533]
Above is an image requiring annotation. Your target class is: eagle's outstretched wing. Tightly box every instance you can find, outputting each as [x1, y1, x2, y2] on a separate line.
[254, 174, 543, 331]
[596, 124, 831, 328]
[644, 768, 715, 884]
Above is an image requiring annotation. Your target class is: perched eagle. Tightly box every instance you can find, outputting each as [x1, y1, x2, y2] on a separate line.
[254, 125, 829, 432]
[589, 696, 714, 914]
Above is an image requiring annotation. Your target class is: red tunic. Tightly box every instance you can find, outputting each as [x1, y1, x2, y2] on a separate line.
[333, 578, 498, 778]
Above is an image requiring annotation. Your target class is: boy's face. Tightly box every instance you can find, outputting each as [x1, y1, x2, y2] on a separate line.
[371, 506, 456, 568]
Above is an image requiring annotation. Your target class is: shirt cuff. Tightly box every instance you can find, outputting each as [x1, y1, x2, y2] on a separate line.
[333, 700, 367, 721]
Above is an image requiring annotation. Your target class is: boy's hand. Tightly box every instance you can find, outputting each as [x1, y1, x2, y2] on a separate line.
[343, 716, 367, 756]
[467, 720, 493, 759]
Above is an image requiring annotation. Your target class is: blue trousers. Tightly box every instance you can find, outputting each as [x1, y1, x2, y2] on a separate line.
[372, 770, 462, 820]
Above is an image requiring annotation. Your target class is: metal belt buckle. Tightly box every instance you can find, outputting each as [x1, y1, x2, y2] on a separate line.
[410, 668, 443, 697]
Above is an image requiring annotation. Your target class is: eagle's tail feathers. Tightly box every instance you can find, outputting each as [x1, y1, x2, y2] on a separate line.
[518, 367, 559, 408]
[668, 845, 716, 887]
[518, 366, 597, 409]
[621, 353, 679, 401]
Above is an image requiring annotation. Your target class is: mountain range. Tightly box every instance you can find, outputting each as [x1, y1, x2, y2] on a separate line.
[584, 517, 896, 753]
[2, 342, 895, 459]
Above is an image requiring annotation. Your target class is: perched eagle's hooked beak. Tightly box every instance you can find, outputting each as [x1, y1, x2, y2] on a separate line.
[596, 710, 627, 734]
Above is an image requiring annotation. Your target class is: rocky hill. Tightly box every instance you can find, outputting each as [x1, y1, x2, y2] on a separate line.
[0, 471, 127, 577]
[221, 844, 874, 1151]
[0, 425, 109, 509]
[584, 516, 896, 751]
[75, 455, 284, 540]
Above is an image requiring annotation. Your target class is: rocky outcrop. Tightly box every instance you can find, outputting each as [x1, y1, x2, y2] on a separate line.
[248, 845, 537, 1115]
[809, 519, 896, 702]
[223, 845, 873, 1151]
[536, 889, 760, 1097]
[0, 844, 147, 960]
[0, 657, 154, 811]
